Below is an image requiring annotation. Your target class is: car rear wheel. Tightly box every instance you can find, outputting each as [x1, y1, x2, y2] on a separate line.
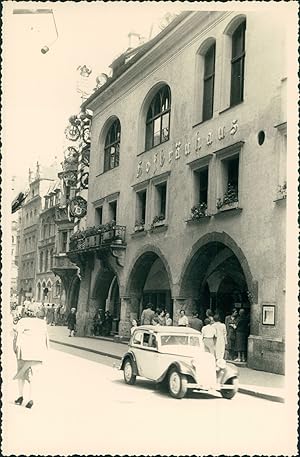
[168, 368, 188, 399]
[221, 377, 238, 399]
[123, 359, 136, 385]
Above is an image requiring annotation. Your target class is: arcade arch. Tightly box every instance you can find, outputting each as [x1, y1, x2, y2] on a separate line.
[126, 248, 173, 320]
[179, 233, 255, 322]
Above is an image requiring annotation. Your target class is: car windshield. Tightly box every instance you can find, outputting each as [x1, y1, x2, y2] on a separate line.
[160, 334, 201, 346]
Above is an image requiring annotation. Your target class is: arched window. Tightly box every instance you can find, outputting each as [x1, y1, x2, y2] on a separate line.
[50, 248, 54, 269]
[45, 250, 49, 272]
[104, 119, 121, 172]
[230, 20, 246, 106]
[202, 43, 216, 122]
[40, 251, 44, 272]
[145, 85, 171, 150]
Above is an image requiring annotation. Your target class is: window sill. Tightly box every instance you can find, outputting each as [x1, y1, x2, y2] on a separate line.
[273, 196, 287, 203]
[150, 223, 168, 233]
[137, 138, 170, 156]
[96, 166, 119, 178]
[214, 203, 242, 215]
[192, 117, 213, 129]
[219, 100, 244, 115]
[186, 215, 212, 224]
[131, 230, 147, 238]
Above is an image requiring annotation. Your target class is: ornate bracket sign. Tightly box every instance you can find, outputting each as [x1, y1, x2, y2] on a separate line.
[82, 125, 91, 144]
[69, 196, 87, 219]
[65, 124, 80, 142]
[64, 146, 79, 164]
[62, 170, 77, 187]
[80, 171, 89, 190]
[81, 146, 90, 166]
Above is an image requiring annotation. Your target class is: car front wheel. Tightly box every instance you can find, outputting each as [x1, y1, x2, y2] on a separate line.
[168, 368, 188, 399]
[123, 359, 136, 385]
[220, 377, 238, 399]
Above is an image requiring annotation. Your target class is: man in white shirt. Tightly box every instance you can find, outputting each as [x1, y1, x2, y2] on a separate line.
[178, 309, 189, 327]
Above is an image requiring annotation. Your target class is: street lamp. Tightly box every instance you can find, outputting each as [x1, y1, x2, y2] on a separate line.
[13, 8, 59, 54]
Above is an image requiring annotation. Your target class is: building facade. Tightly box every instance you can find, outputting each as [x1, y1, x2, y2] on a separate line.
[16, 162, 63, 305]
[68, 11, 287, 374]
[10, 219, 19, 301]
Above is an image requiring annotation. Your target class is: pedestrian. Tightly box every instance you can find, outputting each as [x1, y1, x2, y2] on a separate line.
[165, 312, 173, 326]
[67, 307, 77, 337]
[212, 314, 227, 360]
[151, 308, 161, 325]
[102, 310, 113, 336]
[48, 304, 55, 326]
[60, 304, 66, 325]
[206, 309, 214, 324]
[13, 311, 49, 409]
[140, 303, 155, 325]
[36, 303, 46, 320]
[93, 309, 103, 336]
[130, 319, 138, 335]
[225, 309, 238, 360]
[54, 304, 61, 326]
[157, 309, 166, 325]
[234, 308, 249, 362]
[178, 309, 189, 327]
[202, 317, 216, 355]
[189, 312, 203, 332]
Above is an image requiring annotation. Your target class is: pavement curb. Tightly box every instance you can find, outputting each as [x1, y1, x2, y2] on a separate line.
[50, 338, 285, 403]
[238, 387, 285, 403]
[50, 339, 122, 360]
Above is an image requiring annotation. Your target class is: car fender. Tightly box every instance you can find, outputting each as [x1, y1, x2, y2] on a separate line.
[120, 351, 138, 376]
[220, 362, 239, 384]
[157, 360, 196, 384]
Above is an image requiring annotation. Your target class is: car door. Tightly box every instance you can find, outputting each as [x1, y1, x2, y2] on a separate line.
[140, 331, 161, 380]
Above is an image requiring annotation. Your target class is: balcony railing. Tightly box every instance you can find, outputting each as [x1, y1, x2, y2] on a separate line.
[68, 225, 126, 253]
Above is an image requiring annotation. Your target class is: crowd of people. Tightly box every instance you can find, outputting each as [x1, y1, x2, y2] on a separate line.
[133, 303, 250, 362]
[92, 310, 113, 337]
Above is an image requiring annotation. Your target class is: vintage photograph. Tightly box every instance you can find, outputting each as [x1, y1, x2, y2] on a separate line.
[1, 1, 298, 455]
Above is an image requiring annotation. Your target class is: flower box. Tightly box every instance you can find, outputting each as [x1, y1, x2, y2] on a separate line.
[153, 220, 165, 228]
[134, 225, 145, 233]
[102, 230, 114, 241]
[217, 201, 239, 212]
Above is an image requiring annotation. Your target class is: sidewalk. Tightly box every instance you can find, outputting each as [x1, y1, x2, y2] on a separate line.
[48, 325, 285, 403]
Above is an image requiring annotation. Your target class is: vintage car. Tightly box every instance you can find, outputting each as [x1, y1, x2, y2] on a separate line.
[120, 325, 238, 399]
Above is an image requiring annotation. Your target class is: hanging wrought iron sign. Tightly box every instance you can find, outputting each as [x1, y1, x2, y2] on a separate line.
[65, 124, 80, 142]
[81, 146, 90, 166]
[62, 170, 77, 187]
[80, 171, 89, 190]
[68, 196, 87, 218]
[82, 125, 91, 144]
[64, 146, 79, 164]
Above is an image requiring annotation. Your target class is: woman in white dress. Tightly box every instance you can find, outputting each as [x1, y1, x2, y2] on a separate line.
[213, 314, 227, 361]
[13, 312, 49, 408]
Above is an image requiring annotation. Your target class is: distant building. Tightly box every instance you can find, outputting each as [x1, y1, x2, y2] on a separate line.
[10, 219, 19, 301]
[16, 162, 60, 304]
[68, 11, 287, 374]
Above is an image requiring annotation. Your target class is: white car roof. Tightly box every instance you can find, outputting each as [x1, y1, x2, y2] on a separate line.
[133, 325, 201, 335]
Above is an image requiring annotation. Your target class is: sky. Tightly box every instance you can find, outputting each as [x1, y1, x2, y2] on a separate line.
[3, 1, 183, 194]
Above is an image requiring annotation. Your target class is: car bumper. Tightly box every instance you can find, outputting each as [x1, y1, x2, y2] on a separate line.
[186, 382, 237, 391]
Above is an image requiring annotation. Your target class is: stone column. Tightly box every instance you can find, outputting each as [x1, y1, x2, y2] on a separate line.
[118, 294, 140, 338]
[75, 264, 92, 336]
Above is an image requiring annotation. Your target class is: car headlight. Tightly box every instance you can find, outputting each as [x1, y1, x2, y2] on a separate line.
[216, 359, 226, 370]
